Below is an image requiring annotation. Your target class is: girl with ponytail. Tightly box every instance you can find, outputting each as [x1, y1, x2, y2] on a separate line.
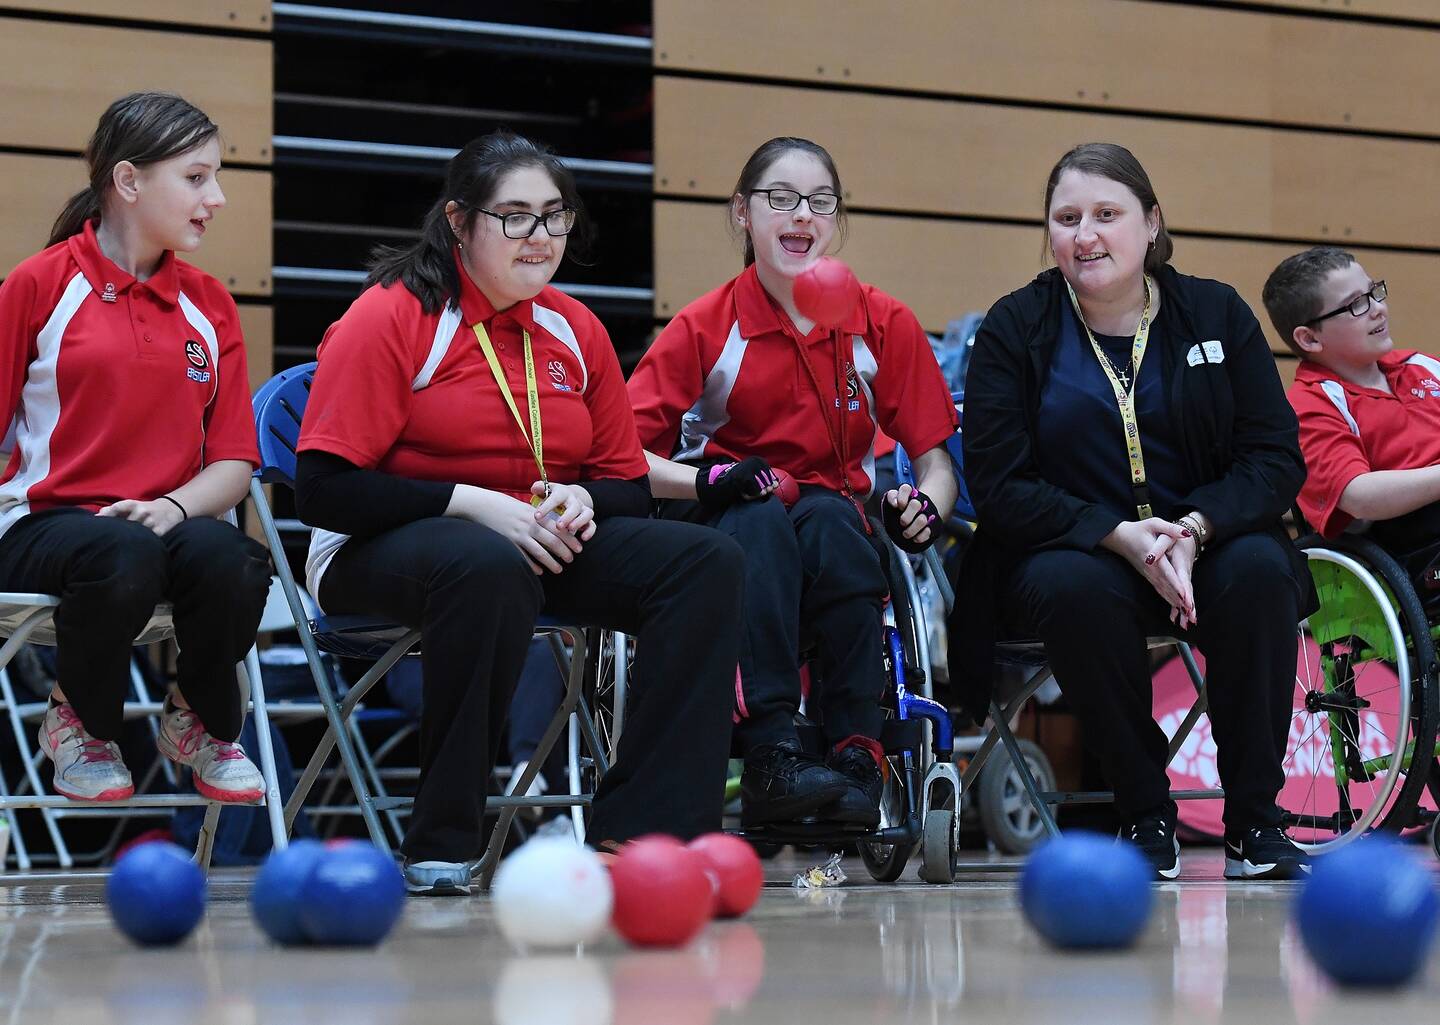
[0, 93, 271, 806]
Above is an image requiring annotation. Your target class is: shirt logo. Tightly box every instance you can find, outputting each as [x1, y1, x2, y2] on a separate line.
[184, 340, 212, 383]
[833, 362, 860, 412]
[100, 283, 118, 303]
[547, 359, 572, 391]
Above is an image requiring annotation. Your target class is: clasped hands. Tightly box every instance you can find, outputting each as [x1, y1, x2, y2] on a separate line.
[1100, 517, 1200, 629]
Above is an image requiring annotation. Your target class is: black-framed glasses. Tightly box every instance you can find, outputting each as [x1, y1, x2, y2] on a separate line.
[749, 189, 840, 215]
[476, 206, 577, 239]
[1308, 280, 1388, 326]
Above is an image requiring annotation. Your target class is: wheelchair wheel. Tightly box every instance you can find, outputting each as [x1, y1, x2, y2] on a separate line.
[976, 738, 1054, 855]
[590, 630, 631, 766]
[857, 754, 917, 882]
[1284, 538, 1440, 852]
[918, 808, 958, 884]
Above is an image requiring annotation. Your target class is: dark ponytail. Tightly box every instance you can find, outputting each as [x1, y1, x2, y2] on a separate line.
[729, 137, 848, 268]
[368, 130, 594, 315]
[48, 92, 219, 247]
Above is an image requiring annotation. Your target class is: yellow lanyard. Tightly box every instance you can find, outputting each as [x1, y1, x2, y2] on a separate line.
[473, 323, 548, 502]
[1064, 275, 1156, 519]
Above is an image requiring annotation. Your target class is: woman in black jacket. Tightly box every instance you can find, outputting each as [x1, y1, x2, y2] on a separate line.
[950, 143, 1317, 881]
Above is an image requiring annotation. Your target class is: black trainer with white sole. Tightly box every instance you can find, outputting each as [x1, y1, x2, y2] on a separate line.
[1125, 809, 1181, 880]
[1224, 826, 1311, 880]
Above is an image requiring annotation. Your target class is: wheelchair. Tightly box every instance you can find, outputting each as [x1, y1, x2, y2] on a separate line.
[916, 417, 1440, 859]
[580, 519, 963, 884]
[1283, 523, 1440, 853]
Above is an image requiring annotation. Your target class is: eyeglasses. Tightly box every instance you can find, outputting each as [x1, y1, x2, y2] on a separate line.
[1308, 280, 1388, 326]
[749, 189, 840, 216]
[476, 206, 577, 240]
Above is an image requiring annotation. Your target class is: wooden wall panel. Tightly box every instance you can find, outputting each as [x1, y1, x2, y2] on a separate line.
[236, 303, 273, 393]
[1248, 0, 1440, 22]
[656, 77, 1440, 250]
[655, 0, 1440, 136]
[2, 1, 271, 30]
[655, 201, 1440, 357]
[0, 153, 272, 296]
[0, 16, 272, 162]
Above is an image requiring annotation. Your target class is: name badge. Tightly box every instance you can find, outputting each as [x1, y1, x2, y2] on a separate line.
[1186, 340, 1225, 366]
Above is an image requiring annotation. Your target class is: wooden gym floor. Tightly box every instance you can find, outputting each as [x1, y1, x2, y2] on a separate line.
[0, 848, 1436, 1024]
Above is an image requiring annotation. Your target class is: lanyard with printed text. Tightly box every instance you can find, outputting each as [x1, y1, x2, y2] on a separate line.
[473, 323, 548, 502]
[794, 330, 872, 534]
[1064, 275, 1156, 519]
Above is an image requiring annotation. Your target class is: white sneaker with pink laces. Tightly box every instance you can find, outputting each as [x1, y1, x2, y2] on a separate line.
[157, 695, 264, 803]
[37, 702, 135, 802]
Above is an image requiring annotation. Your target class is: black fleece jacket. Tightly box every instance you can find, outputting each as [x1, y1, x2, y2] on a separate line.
[947, 265, 1317, 718]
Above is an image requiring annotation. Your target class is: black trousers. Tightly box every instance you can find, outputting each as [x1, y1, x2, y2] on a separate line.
[0, 508, 272, 742]
[663, 488, 888, 753]
[1001, 530, 1301, 834]
[320, 515, 742, 863]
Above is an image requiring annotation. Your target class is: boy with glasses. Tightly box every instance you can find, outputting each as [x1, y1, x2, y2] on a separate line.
[1263, 247, 1440, 553]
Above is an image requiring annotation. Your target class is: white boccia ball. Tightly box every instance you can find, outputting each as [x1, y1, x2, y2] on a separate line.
[493, 955, 613, 1025]
[493, 838, 613, 948]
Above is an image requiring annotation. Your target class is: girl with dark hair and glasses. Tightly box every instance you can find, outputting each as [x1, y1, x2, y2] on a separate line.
[0, 93, 271, 806]
[950, 142, 1317, 881]
[628, 137, 959, 830]
[294, 130, 743, 895]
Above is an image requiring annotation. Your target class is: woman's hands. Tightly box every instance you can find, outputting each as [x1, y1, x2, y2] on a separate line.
[1099, 518, 1197, 627]
[530, 482, 596, 541]
[447, 483, 593, 575]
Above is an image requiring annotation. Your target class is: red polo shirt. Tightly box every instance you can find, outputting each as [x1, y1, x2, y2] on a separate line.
[0, 221, 258, 539]
[1289, 349, 1440, 537]
[299, 253, 648, 499]
[628, 265, 957, 496]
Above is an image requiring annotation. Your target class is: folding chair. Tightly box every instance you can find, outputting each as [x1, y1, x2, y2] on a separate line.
[251, 362, 608, 889]
[0, 581, 289, 881]
[922, 546, 1216, 853]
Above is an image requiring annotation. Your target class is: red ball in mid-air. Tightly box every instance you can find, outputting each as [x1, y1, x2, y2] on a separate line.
[773, 468, 799, 508]
[609, 836, 714, 947]
[687, 834, 764, 919]
[793, 257, 860, 329]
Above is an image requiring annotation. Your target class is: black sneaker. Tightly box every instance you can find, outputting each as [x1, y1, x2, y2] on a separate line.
[1124, 809, 1180, 880]
[740, 739, 851, 826]
[822, 745, 884, 828]
[1224, 826, 1311, 880]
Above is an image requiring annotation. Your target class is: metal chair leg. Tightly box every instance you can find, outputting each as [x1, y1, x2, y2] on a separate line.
[990, 700, 1061, 840]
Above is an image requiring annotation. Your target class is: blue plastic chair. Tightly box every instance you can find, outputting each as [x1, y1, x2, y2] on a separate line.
[250, 363, 607, 888]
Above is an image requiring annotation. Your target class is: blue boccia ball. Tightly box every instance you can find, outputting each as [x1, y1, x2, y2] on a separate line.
[106, 841, 207, 946]
[1020, 832, 1154, 949]
[252, 839, 327, 945]
[297, 842, 406, 946]
[1296, 837, 1439, 987]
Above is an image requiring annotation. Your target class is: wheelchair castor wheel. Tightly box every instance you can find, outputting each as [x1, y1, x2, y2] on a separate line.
[918, 809, 958, 884]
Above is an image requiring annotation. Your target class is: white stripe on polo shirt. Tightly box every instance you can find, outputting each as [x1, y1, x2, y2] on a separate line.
[532, 302, 588, 393]
[675, 320, 748, 463]
[0, 272, 91, 537]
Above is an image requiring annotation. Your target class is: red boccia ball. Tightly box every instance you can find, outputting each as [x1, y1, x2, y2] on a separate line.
[610, 837, 714, 947]
[792, 257, 860, 329]
[687, 834, 763, 919]
[773, 468, 800, 508]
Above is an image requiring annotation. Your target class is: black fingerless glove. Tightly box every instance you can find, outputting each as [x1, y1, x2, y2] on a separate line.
[695, 457, 776, 510]
[883, 488, 939, 554]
